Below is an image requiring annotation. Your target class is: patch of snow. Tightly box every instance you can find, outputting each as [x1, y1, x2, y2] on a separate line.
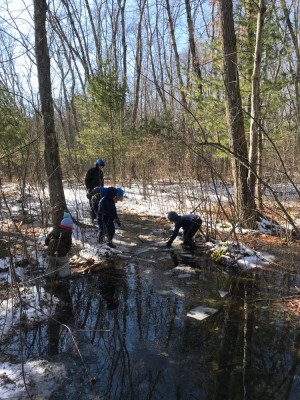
[236, 255, 269, 270]
[0, 258, 9, 271]
[0, 360, 67, 400]
[208, 240, 276, 269]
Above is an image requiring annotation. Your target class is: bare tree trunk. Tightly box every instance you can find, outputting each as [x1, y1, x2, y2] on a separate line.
[146, 5, 167, 112]
[132, 0, 146, 124]
[33, 0, 66, 225]
[256, 123, 263, 210]
[218, 0, 256, 228]
[248, 0, 267, 198]
[281, 0, 300, 151]
[60, 0, 92, 77]
[84, 0, 101, 66]
[184, 0, 202, 97]
[165, 0, 187, 109]
[118, 0, 127, 113]
[244, 0, 256, 115]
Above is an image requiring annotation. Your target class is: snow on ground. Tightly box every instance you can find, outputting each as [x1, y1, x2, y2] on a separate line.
[0, 180, 296, 399]
[0, 360, 67, 400]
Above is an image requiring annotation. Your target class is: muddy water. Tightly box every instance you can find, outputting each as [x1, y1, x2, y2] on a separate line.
[7, 215, 300, 399]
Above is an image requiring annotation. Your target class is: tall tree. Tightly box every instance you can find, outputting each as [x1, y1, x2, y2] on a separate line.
[248, 0, 267, 197]
[132, 0, 147, 124]
[165, 0, 187, 109]
[218, 0, 256, 228]
[281, 0, 300, 147]
[33, 0, 66, 225]
[184, 0, 202, 97]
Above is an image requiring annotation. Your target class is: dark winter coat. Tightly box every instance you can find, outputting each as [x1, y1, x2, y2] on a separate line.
[86, 186, 108, 199]
[85, 166, 104, 191]
[168, 214, 202, 244]
[45, 226, 72, 257]
[97, 187, 120, 225]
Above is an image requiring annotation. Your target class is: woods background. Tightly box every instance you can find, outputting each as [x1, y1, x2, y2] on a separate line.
[0, 0, 299, 230]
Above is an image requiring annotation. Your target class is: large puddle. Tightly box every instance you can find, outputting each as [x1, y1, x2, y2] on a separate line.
[3, 214, 300, 399]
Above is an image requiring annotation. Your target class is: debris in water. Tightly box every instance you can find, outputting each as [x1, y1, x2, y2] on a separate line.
[187, 306, 218, 321]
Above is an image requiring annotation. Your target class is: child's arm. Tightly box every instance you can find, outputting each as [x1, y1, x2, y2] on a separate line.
[45, 230, 53, 246]
[166, 224, 180, 247]
[86, 187, 100, 198]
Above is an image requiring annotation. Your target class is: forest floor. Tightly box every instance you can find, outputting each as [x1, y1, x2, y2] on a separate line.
[1, 208, 300, 318]
[1, 182, 300, 319]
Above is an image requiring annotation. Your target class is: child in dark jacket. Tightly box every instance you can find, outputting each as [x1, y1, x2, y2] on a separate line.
[97, 187, 121, 248]
[85, 158, 105, 220]
[166, 211, 202, 249]
[87, 187, 124, 217]
[45, 213, 73, 278]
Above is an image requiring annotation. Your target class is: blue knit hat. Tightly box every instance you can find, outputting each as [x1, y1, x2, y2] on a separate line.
[96, 158, 105, 167]
[63, 212, 71, 219]
[59, 217, 73, 230]
[116, 188, 124, 198]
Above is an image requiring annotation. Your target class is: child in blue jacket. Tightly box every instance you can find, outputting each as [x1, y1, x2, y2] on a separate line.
[97, 187, 121, 248]
[87, 187, 124, 218]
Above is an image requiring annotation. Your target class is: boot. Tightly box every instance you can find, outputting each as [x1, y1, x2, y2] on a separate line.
[107, 241, 116, 248]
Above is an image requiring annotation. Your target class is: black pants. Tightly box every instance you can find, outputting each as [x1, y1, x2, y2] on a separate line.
[183, 217, 202, 245]
[89, 192, 101, 220]
[97, 215, 115, 243]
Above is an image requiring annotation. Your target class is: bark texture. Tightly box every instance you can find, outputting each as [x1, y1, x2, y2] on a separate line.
[34, 0, 67, 225]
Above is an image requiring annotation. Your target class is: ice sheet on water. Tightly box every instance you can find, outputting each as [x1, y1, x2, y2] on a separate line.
[218, 290, 229, 298]
[173, 265, 196, 274]
[155, 288, 185, 297]
[187, 306, 218, 321]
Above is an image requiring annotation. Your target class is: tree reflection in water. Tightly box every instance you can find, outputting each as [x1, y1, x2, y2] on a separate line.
[10, 242, 300, 399]
[47, 280, 73, 356]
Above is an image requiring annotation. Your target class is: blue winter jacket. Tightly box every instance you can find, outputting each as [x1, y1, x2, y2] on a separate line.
[97, 187, 120, 224]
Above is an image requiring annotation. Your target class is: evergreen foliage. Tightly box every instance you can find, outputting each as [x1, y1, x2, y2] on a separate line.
[74, 67, 127, 163]
[0, 87, 27, 165]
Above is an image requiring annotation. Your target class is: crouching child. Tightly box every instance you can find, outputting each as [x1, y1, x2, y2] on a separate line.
[44, 212, 73, 278]
[166, 211, 202, 249]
